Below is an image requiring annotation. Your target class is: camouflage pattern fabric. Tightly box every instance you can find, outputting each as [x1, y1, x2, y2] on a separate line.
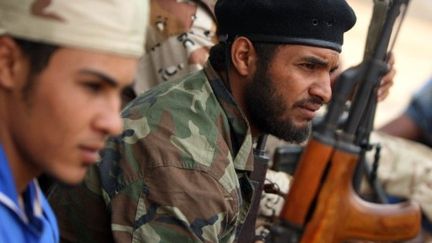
[134, 0, 217, 94]
[258, 170, 291, 219]
[49, 62, 255, 243]
[367, 131, 432, 222]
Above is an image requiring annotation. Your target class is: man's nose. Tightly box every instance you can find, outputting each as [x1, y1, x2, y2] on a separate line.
[310, 75, 332, 104]
[95, 99, 123, 136]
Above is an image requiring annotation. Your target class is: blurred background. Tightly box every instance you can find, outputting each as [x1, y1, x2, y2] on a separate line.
[343, 0, 432, 127]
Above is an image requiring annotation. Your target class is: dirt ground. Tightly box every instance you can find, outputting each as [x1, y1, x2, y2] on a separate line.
[344, 0, 432, 127]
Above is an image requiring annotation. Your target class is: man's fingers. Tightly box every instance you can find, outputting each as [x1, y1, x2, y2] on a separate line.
[378, 67, 396, 101]
[386, 51, 395, 67]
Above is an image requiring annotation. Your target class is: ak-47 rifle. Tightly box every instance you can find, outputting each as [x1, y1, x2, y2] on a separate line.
[270, 0, 421, 242]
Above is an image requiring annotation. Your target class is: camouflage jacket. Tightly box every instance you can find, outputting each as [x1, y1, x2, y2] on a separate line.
[49, 62, 255, 243]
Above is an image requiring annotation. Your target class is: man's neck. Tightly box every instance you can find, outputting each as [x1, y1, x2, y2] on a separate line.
[219, 69, 262, 139]
[3, 143, 38, 195]
[0, 110, 39, 195]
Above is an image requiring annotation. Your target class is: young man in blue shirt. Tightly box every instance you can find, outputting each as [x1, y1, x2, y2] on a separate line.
[0, 0, 148, 242]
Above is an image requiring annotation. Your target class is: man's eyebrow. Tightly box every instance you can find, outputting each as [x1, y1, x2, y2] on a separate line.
[301, 56, 329, 67]
[301, 56, 339, 71]
[79, 69, 118, 87]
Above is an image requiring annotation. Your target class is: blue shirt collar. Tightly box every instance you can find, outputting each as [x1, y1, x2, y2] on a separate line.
[0, 145, 44, 226]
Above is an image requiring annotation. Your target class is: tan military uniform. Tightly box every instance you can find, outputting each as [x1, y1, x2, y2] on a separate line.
[134, 0, 217, 94]
[368, 131, 432, 221]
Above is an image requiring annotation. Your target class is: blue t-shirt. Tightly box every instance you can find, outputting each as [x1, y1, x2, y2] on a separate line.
[0, 146, 59, 243]
[405, 78, 432, 146]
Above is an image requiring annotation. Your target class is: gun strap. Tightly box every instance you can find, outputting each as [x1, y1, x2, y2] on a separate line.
[237, 152, 269, 243]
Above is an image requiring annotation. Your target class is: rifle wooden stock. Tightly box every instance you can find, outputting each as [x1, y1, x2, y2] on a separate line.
[279, 137, 334, 226]
[300, 146, 420, 243]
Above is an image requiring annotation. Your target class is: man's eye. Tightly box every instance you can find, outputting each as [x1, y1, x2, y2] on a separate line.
[302, 63, 316, 70]
[84, 82, 103, 93]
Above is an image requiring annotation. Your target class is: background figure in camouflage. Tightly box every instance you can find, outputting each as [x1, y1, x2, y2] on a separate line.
[377, 77, 432, 240]
[133, 0, 217, 95]
[378, 77, 432, 220]
[49, 0, 356, 242]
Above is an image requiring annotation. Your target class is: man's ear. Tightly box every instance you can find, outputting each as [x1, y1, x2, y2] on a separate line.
[231, 37, 256, 77]
[0, 36, 26, 90]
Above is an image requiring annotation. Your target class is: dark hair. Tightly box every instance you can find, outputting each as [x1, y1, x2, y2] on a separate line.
[253, 42, 279, 70]
[13, 38, 59, 95]
[208, 42, 229, 72]
[14, 37, 59, 77]
[209, 40, 279, 72]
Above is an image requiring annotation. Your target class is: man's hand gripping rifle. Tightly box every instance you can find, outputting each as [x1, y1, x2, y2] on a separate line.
[270, 0, 421, 242]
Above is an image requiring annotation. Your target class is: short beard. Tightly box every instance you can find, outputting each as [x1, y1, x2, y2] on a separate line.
[245, 63, 311, 144]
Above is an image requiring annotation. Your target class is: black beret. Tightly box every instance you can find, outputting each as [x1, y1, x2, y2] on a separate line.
[215, 0, 357, 52]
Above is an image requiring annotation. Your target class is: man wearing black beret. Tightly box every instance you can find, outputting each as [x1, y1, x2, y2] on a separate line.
[48, 0, 367, 242]
[212, 0, 356, 143]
